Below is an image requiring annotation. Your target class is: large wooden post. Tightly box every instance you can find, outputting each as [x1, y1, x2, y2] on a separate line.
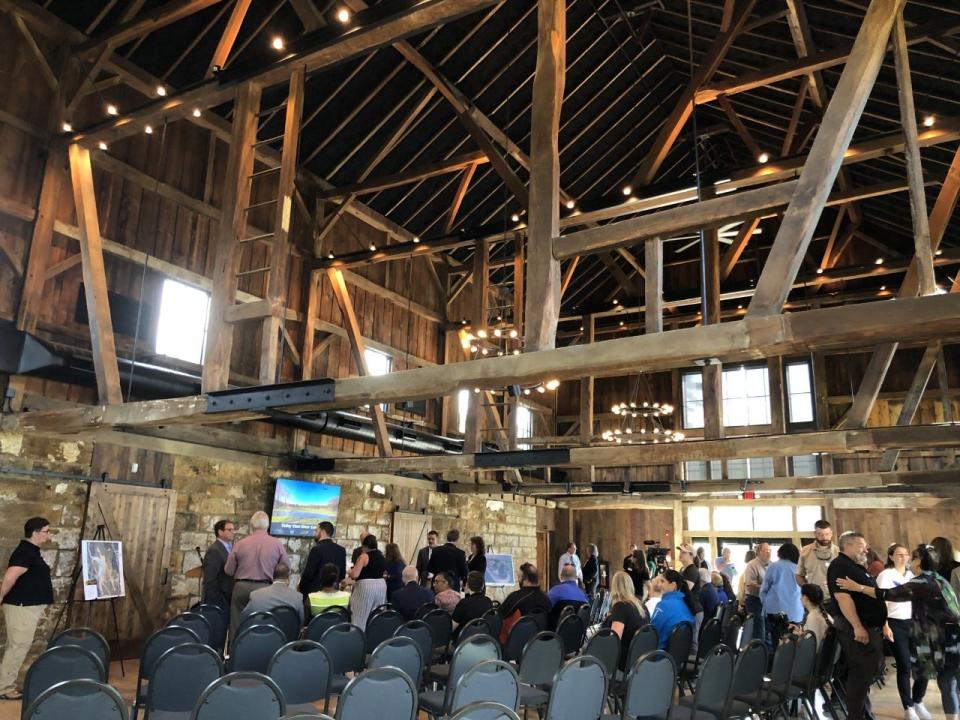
[644, 238, 663, 333]
[202, 81, 261, 392]
[464, 239, 489, 453]
[579, 314, 594, 445]
[748, 0, 906, 316]
[523, 0, 565, 352]
[702, 228, 723, 441]
[260, 67, 305, 384]
[67, 143, 123, 405]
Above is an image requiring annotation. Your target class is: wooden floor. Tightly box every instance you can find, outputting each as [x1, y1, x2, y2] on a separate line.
[0, 659, 945, 719]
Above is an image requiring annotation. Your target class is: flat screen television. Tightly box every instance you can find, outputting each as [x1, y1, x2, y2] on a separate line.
[270, 478, 341, 537]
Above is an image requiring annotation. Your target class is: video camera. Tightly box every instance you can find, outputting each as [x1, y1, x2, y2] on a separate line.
[643, 540, 669, 575]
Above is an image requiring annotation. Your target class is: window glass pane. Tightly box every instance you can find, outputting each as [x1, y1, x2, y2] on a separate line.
[721, 366, 770, 427]
[156, 279, 210, 364]
[364, 348, 391, 376]
[786, 363, 811, 393]
[796, 505, 825, 532]
[713, 506, 754, 531]
[457, 389, 469, 434]
[687, 506, 710, 531]
[682, 373, 704, 429]
[786, 361, 814, 423]
[791, 454, 820, 477]
[709, 460, 722, 478]
[724, 367, 746, 399]
[684, 461, 708, 481]
[723, 399, 747, 427]
[747, 396, 771, 425]
[753, 506, 794, 532]
[516, 406, 533, 449]
[748, 457, 774, 478]
[788, 394, 814, 423]
[745, 367, 769, 397]
[727, 458, 748, 479]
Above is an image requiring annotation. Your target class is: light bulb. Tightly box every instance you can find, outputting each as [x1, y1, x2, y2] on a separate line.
[476, 329, 487, 339]
[545, 379, 560, 390]
[816, 268, 824, 275]
[156, 85, 166, 97]
[511, 214, 520, 223]
[192, 108, 202, 118]
[537, 385, 546, 394]
[106, 104, 118, 116]
[369, 244, 377, 252]
[61, 122, 72, 132]
[875, 257, 884, 265]
[757, 152, 770, 164]
[622, 185, 632, 196]
[523, 388, 531, 395]
[413, 236, 420, 243]
[327, 252, 335, 259]
[512, 349, 520, 356]
[509, 329, 518, 339]
[98, 141, 108, 151]
[144, 125, 153, 134]
[923, 114, 935, 128]
[271, 36, 285, 50]
[336, 7, 351, 23]
[565, 199, 576, 209]
[493, 329, 502, 338]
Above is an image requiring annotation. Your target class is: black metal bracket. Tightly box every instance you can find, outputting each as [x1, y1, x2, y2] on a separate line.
[474, 448, 571, 468]
[206, 379, 335, 413]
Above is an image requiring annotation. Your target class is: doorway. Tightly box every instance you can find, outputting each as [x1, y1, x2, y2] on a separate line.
[716, 537, 792, 579]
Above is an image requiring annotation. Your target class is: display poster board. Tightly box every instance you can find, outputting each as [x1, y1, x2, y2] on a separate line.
[81, 540, 125, 600]
[484, 553, 516, 587]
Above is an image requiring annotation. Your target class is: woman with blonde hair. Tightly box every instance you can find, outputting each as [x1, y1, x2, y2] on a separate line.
[604, 570, 648, 670]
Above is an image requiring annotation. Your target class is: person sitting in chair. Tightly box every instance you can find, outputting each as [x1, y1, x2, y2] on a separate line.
[244, 562, 304, 625]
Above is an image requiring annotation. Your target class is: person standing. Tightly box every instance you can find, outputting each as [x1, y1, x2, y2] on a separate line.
[224, 511, 289, 640]
[243, 563, 304, 626]
[298, 521, 346, 609]
[760, 543, 804, 650]
[827, 531, 887, 720]
[558, 542, 583, 584]
[797, 520, 840, 608]
[0, 518, 53, 701]
[583, 544, 600, 598]
[714, 547, 736, 582]
[467, 536, 486, 578]
[351, 530, 370, 565]
[428, 530, 469, 591]
[202, 519, 235, 609]
[744, 543, 771, 640]
[384, 543, 406, 599]
[347, 534, 387, 629]
[416, 530, 439, 586]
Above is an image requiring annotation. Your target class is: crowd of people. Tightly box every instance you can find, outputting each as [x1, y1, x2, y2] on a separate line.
[3, 510, 960, 720]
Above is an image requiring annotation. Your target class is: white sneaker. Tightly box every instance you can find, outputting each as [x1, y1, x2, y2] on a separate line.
[914, 704, 933, 720]
[903, 707, 919, 720]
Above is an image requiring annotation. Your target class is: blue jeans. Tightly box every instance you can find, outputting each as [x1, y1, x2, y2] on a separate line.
[744, 595, 765, 642]
[939, 671, 959, 715]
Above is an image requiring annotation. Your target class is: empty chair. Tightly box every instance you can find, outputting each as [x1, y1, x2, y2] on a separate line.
[48, 628, 110, 677]
[270, 606, 304, 643]
[428, 633, 500, 687]
[370, 603, 394, 619]
[785, 631, 819, 715]
[577, 604, 592, 631]
[319, 623, 366, 695]
[230, 624, 287, 674]
[394, 620, 433, 669]
[167, 612, 212, 645]
[602, 650, 676, 720]
[556, 613, 586, 657]
[724, 640, 769, 719]
[681, 618, 722, 692]
[145, 643, 222, 720]
[421, 608, 453, 657]
[503, 615, 539, 663]
[23, 679, 125, 720]
[22, 646, 106, 719]
[268, 640, 331, 716]
[448, 701, 521, 720]
[456, 618, 491, 645]
[419, 635, 502, 718]
[665, 621, 693, 691]
[481, 609, 502, 641]
[739, 614, 756, 649]
[191, 672, 286, 720]
[743, 633, 796, 718]
[449, 661, 520, 718]
[306, 612, 346, 642]
[369, 636, 424, 689]
[336, 667, 417, 720]
[134, 626, 201, 718]
[365, 609, 403, 654]
[414, 602, 439, 619]
[581, 629, 620, 681]
[810, 628, 842, 719]
[625, 625, 658, 670]
[722, 615, 742, 649]
[527, 607, 549, 631]
[282, 716, 334, 720]
[670, 645, 734, 720]
[237, 611, 280, 639]
[545, 655, 606, 720]
[191, 604, 229, 652]
[516, 631, 563, 713]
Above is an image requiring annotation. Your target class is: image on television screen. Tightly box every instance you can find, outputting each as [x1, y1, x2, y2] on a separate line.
[271, 478, 341, 537]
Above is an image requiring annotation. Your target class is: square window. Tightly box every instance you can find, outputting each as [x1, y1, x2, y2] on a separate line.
[516, 405, 533, 449]
[156, 279, 210, 364]
[682, 372, 705, 429]
[727, 458, 748, 479]
[796, 505, 825, 533]
[791, 454, 820, 477]
[457, 389, 470, 434]
[786, 361, 815, 424]
[748, 457, 774, 478]
[753, 506, 793, 532]
[713, 506, 754, 531]
[687, 506, 710, 531]
[722, 365, 770, 427]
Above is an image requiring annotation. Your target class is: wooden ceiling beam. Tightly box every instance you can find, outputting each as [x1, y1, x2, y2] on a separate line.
[208, 0, 253, 76]
[320, 151, 488, 199]
[78, 0, 226, 55]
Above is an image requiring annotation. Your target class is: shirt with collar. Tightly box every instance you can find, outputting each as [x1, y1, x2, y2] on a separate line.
[827, 552, 886, 628]
[218, 539, 233, 554]
[548, 580, 588, 607]
[558, 552, 583, 581]
[760, 559, 804, 622]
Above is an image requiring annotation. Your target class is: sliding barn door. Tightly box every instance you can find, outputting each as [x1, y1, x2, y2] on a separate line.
[392, 512, 432, 566]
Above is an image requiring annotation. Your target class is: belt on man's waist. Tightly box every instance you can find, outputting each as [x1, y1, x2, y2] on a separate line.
[237, 579, 270, 584]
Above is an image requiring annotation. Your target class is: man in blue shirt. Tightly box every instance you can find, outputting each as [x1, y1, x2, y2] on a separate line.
[549, 564, 588, 607]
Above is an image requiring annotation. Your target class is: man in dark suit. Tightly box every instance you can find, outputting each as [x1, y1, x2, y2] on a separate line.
[428, 529, 469, 591]
[416, 530, 439, 585]
[392, 565, 435, 620]
[298, 521, 346, 603]
[202, 519, 235, 609]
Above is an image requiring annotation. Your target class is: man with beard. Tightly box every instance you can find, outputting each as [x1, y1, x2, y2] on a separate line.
[827, 531, 886, 720]
[797, 519, 839, 608]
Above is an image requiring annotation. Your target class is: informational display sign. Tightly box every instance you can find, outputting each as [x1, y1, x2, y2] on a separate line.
[484, 553, 516, 587]
[81, 540, 125, 600]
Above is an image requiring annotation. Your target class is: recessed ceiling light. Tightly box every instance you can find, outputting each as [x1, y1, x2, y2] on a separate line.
[622, 185, 632, 196]
[369, 244, 377, 252]
[565, 199, 576, 209]
[271, 36, 284, 50]
[156, 85, 166, 97]
[61, 122, 72, 132]
[413, 236, 420, 243]
[511, 213, 520, 223]
[98, 141, 108, 151]
[336, 7, 351, 23]
[923, 114, 936, 128]
[757, 152, 770, 164]
[106, 104, 118, 116]
[192, 108, 202, 118]
[144, 125, 153, 134]
[875, 257, 884, 265]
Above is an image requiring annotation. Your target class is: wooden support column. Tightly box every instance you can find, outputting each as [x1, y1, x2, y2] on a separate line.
[892, 13, 936, 297]
[645, 237, 663, 333]
[301, 271, 320, 380]
[208, 0, 252, 75]
[702, 228, 723, 441]
[524, 0, 565, 352]
[876, 341, 941, 471]
[66, 143, 122, 405]
[464, 239, 489, 453]
[327, 268, 393, 457]
[16, 147, 65, 333]
[748, 0, 906, 317]
[579, 314, 594, 445]
[513, 234, 525, 333]
[260, 66, 305, 385]
[768, 356, 788, 476]
[202, 81, 261, 392]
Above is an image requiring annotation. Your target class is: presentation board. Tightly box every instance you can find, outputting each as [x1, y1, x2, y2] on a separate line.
[271, 478, 342, 537]
[81, 540, 125, 600]
[484, 553, 516, 587]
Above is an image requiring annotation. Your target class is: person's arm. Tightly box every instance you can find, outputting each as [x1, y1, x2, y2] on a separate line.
[836, 576, 917, 603]
[0, 566, 27, 602]
[223, 547, 237, 576]
[834, 591, 869, 644]
[348, 553, 367, 581]
[202, 547, 223, 601]
[795, 552, 807, 587]
[745, 565, 761, 594]
[298, 547, 319, 594]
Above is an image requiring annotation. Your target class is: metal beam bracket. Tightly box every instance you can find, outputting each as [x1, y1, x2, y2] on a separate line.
[474, 448, 571, 468]
[206, 379, 335, 413]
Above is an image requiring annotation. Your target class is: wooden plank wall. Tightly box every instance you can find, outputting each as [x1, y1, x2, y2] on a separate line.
[571, 507, 674, 572]
[833, 504, 960, 553]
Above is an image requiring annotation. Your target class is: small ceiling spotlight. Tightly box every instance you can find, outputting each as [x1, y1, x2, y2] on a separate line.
[369, 243, 377, 252]
[144, 124, 153, 134]
[621, 185, 632, 196]
[545, 379, 560, 391]
[98, 141, 108, 151]
[923, 114, 936, 128]
[61, 122, 72, 132]
[875, 257, 884, 265]
[757, 152, 770, 164]
[816, 267, 824, 275]
[935, 249, 943, 256]
[336, 7, 351, 23]
[271, 36, 285, 50]
[565, 199, 576, 209]
[106, 104, 118, 116]
[413, 236, 420, 243]
[327, 252, 335, 259]
[156, 85, 167, 97]
[511, 213, 520, 223]
[192, 108, 202, 118]
[612, 299, 619, 305]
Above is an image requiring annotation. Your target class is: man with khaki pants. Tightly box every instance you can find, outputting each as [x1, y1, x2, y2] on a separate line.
[0, 517, 53, 700]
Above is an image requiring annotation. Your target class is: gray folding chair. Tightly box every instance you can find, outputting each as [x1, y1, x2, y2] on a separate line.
[785, 631, 819, 714]
[166, 612, 212, 646]
[665, 622, 694, 693]
[517, 631, 563, 712]
[545, 655, 607, 720]
[449, 660, 520, 718]
[504, 615, 539, 663]
[191, 604, 229, 652]
[601, 650, 676, 720]
[365, 609, 403, 654]
[268, 640, 332, 716]
[725, 639, 768, 719]
[145, 643, 222, 720]
[456, 617, 491, 645]
[369, 636, 424, 689]
[482, 609, 503, 640]
[394, 620, 433, 670]
[428, 632, 499, 687]
[739, 614, 756, 648]
[306, 612, 346, 642]
[282, 716, 334, 720]
[191, 672, 286, 720]
[448, 702, 521, 720]
[422, 608, 453, 657]
[555, 613, 586, 657]
[230, 624, 287, 673]
[271, 606, 304, 642]
[419, 635, 501, 718]
[670, 645, 735, 720]
[336, 667, 417, 720]
[134, 626, 201, 719]
[237, 611, 281, 639]
[23, 679, 125, 720]
[48, 628, 110, 677]
[682, 618, 722, 692]
[22, 645, 106, 720]
[319, 623, 366, 696]
[750, 634, 797, 718]
[581, 628, 620, 681]
[722, 615, 742, 649]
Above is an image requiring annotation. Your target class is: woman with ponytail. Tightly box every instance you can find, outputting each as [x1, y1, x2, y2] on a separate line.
[650, 568, 695, 649]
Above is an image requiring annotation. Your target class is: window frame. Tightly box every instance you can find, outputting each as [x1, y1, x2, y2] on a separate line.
[785, 359, 817, 429]
[155, 278, 211, 365]
[363, 348, 392, 412]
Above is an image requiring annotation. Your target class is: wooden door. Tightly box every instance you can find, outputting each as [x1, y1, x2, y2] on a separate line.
[72, 482, 177, 655]
[392, 512, 432, 566]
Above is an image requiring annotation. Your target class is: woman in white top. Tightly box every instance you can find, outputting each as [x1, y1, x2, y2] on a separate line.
[878, 543, 931, 720]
